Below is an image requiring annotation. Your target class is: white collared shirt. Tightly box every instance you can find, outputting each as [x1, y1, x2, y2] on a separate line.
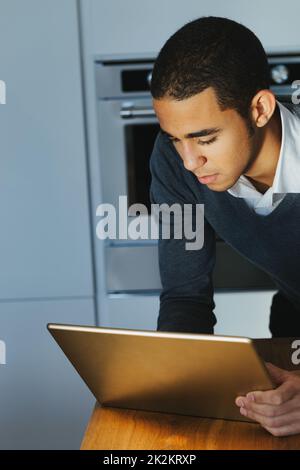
[227, 101, 300, 216]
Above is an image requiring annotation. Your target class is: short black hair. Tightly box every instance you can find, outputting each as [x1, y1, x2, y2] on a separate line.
[150, 16, 270, 121]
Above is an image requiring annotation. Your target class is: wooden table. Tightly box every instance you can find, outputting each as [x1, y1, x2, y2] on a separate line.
[81, 338, 300, 450]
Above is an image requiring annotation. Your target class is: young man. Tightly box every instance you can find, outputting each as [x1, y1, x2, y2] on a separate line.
[149, 16, 300, 436]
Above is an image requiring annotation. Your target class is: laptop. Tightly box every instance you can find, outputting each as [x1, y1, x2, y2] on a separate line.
[47, 323, 274, 422]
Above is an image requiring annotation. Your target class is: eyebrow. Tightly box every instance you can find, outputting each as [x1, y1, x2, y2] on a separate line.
[160, 127, 222, 139]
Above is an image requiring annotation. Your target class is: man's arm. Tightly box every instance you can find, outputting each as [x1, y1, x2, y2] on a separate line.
[149, 132, 217, 334]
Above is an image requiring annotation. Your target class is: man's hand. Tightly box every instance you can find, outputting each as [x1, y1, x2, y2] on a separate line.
[235, 362, 300, 437]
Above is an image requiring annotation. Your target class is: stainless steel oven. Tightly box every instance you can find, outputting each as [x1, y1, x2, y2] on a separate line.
[95, 53, 300, 294]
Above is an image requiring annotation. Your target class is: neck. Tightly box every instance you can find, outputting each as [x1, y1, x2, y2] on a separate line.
[244, 104, 282, 193]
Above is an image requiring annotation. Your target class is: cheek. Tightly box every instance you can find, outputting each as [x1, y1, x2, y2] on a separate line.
[222, 134, 250, 166]
[208, 138, 236, 167]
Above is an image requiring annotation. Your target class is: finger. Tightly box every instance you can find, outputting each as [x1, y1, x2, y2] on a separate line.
[239, 406, 300, 430]
[263, 422, 300, 437]
[245, 380, 295, 406]
[242, 397, 296, 418]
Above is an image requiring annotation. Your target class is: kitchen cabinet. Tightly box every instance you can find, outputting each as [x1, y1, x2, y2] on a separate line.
[214, 291, 273, 338]
[0, 0, 93, 300]
[0, 0, 96, 449]
[83, 0, 300, 55]
[0, 299, 95, 450]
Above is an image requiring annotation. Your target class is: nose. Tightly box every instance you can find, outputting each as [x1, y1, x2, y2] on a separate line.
[181, 143, 207, 172]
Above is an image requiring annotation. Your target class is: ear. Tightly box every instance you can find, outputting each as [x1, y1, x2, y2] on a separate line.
[250, 90, 277, 128]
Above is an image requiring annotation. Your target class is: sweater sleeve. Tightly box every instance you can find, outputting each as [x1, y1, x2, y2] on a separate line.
[149, 132, 217, 334]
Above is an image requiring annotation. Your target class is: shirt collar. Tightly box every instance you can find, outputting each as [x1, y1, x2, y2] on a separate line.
[272, 100, 300, 194]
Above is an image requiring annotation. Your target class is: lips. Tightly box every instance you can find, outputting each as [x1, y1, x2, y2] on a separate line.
[197, 174, 218, 184]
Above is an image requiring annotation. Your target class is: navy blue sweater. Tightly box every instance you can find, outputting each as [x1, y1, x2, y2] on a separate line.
[149, 103, 300, 334]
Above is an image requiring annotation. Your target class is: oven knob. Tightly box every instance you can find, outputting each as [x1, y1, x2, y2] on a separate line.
[147, 71, 152, 86]
[271, 64, 289, 84]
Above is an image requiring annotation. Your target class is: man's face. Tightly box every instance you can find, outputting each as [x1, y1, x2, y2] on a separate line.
[153, 87, 260, 191]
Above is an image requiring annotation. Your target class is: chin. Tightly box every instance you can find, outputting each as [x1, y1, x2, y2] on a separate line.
[205, 177, 224, 190]
[207, 180, 234, 192]
[201, 173, 238, 192]
[208, 185, 227, 192]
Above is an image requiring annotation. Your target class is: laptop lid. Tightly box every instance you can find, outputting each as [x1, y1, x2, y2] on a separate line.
[48, 324, 274, 422]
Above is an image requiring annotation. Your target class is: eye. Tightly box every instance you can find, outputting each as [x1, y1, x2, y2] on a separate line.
[167, 136, 218, 145]
[197, 137, 218, 145]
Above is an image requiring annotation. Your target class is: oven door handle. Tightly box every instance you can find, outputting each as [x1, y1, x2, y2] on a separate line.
[120, 107, 156, 118]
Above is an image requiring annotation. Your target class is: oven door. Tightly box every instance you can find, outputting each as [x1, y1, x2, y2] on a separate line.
[97, 97, 159, 210]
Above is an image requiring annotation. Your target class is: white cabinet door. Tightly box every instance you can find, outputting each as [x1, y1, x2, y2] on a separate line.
[214, 291, 273, 338]
[0, 0, 93, 300]
[85, 0, 300, 55]
[0, 299, 95, 450]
